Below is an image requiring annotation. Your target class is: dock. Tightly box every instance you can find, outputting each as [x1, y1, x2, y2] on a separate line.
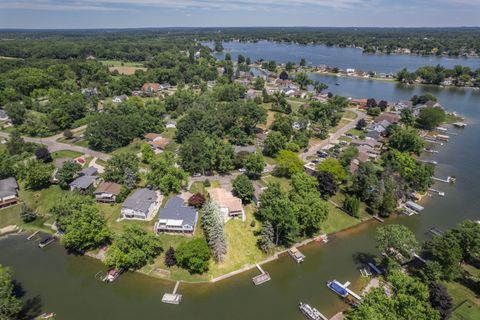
[428, 227, 444, 236]
[252, 264, 271, 286]
[428, 188, 445, 196]
[27, 231, 40, 240]
[368, 262, 383, 275]
[413, 254, 427, 265]
[453, 122, 467, 128]
[373, 215, 384, 223]
[433, 176, 456, 183]
[342, 281, 363, 301]
[162, 281, 182, 304]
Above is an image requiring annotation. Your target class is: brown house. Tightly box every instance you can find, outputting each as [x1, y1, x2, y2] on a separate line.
[141, 83, 160, 93]
[94, 182, 122, 203]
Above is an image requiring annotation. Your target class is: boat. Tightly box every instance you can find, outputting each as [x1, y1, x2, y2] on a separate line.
[36, 313, 56, 319]
[299, 302, 324, 320]
[327, 280, 349, 298]
[288, 247, 305, 263]
[103, 268, 124, 283]
[38, 236, 55, 248]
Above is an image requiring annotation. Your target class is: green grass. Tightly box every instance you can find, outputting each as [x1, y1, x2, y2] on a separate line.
[346, 128, 365, 137]
[444, 280, 480, 307]
[73, 139, 89, 148]
[162, 128, 177, 140]
[189, 182, 206, 195]
[342, 110, 358, 120]
[452, 300, 480, 320]
[322, 203, 361, 234]
[262, 176, 291, 192]
[110, 139, 143, 155]
[329, 119, 351, 133]
[51, 150, 83, 159]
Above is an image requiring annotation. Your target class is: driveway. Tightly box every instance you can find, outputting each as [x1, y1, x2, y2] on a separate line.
[300, 109, 365, 161]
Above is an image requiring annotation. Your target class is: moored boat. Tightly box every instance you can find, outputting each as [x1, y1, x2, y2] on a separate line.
[103, 268, 124, 283]
[327, 280, 349, 298]
[299, 302, 323, 320]
[38, 236, 55, 248]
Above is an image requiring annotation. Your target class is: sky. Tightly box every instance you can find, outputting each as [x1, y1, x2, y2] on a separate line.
[0, 0, 479, 29]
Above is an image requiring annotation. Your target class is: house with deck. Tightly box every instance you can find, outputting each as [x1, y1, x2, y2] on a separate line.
[155, 196, 198, 234]
[121, 188, 158, 220]
[209, 188, 245, 221]
[94, 182, 122, 203]
[0, 178, 19, 209]
[70, 175, 100, 193]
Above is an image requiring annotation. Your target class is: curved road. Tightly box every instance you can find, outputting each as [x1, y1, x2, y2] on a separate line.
[0, 125, 111, 161]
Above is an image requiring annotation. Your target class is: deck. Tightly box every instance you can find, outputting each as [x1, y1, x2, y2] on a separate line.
[252, 264, 271, 285]
[162, 281, 182, 304]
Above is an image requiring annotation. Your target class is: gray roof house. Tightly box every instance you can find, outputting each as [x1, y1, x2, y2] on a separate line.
[0, 177, 19, 208]
[234, 145, 257, 154]
[121, 188, 158, 220]
[79, 166, 98, 177]
[155, 196, 198, 234]
[70, 175, 100, 192]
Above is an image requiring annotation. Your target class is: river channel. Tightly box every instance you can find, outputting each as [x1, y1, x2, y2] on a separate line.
[1, 43, 480, 320]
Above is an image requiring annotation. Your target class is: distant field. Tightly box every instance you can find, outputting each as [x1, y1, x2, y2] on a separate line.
[108, 66, 147, 75]
[100, 60, 147, 75]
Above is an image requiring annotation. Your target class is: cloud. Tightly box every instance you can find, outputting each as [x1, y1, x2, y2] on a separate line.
[0, 0, 373, 12]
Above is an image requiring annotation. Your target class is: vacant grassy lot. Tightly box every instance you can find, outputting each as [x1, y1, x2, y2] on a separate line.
[262, 175, 291, 192]
[322, 204, 361, 234]
[51, 150, 83, 159]
[452, 300, 480, 320]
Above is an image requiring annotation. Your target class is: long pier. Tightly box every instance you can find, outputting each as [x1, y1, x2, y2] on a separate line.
[342, 281, 363, 301]
[252, 264, 271, 286]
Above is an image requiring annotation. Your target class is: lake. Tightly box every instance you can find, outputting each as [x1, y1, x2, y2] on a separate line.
[1, 44, 480, 320]
[205, 40, 480, 73]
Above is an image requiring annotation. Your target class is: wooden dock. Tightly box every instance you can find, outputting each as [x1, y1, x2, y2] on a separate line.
[428, 227, 444, 236]
[342, 281, 363, 301]
[252, 264, 271, 286]
[27, 231, 39, 240]
[162, 281, 182, 304]
[373, 215, 384, 223]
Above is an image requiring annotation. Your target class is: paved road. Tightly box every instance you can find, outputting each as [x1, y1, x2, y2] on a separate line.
[0, 125, 111, 161]
[300, 109, 365, 161]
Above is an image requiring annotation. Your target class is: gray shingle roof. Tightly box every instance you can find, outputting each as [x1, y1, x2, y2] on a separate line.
[123, 188, 156, 213]
[159, 196, 198, 227]
[79, 166, 98, 176]
[0, 177, 18, 198]
[70, 176, 98, 190]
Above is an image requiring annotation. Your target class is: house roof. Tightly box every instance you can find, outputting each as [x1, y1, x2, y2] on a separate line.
[145, 133, 162, 141]
[209, 188, 244, 213]
[0, 177, 18, 198]
[375, 112, 401, 124]
[0, 110, 8, 119]
[234, 145, 256, 154]
[366, 130, 381, 140]
[149, 138, 171, 149]
[141, 83, 160, 92]
[123, 188, 156, 213]
[79, 166, 98, 177]
[94, 182, 122, 195]
[158, 196, 198, 227]
[70, 175, 98, 190]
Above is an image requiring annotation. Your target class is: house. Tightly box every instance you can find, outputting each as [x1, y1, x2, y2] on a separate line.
[159, 83, 171, 90]
[375, 112, 401, 124]
[394, 101, 413, 111]
[351, 139, 382, 149]
[245, 89, 257, 100]
[209, 188, 245, 221]
[370, 119, 392, 134]
[0, 178, 19, 209]
[112, 95, 128, 103]
[94, 182, 122, 203]
[155, 196, 198, 234]
[70, 175, 100, 192]
[365, 130, 382, 140]
[304, 162, 317, 175]
[141, 83, 160, 94]
[121, 188, 158, 220]
[145, 133, 162, 142]
[0, 109, 9, 122]
[234, 145, 257, 154]
[79, 166, 98, 177]
[165, 119, 177, 129]
[144, 133, 171, 152]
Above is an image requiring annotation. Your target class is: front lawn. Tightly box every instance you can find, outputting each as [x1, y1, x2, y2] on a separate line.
[262, 175, 291, 192]
[51, 150, 84, 159]
[322, 203, 361, 234]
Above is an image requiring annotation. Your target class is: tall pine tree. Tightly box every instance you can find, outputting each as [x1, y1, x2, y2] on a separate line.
[202, 200, 227, 262]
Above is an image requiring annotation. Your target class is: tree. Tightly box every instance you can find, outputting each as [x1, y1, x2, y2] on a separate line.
[175, 238, 211, 274]
[429, 282, 453, 320]
[20, 203, 37, 223]
[275, 150, 304, 177]
[350, 161, 379, 201]
[257, 183, 298, 245]
[4, 102, 26, 125]
[0, 264, 22, 320]
[35, 147, 52, 163]
[262, 131, 287, 157]
[258, 221, 275, 253]
[339, 145, 358, 168]
[59, 204, 111, 253]
[317, 157, 347, 183]
[164, 247, 177, 268]
[237, 54, 245, 64]
[6, 130, 28, 155]
[388, 125, 425, 155]
[224, 53, 231, 61]
[313, 81, 328, 93]
[279, 70, 289, 80]
[253, 77, 265, 90]
[416, 107, 446, 130]
[401, 108, 415, 126]
[366, 98, 377, 109]
[453, 220, 480, 262]
[0, 152, 15, 179]
[317, 171, 338, 198]
[56, 160, 81, 189]
[244, 152, 265, 179]
[356, 118, 367, 130]
[375, 224, 419, 260]
[63, 129, 73, 139]
[424, 232, 463, 280]
[104, 152, 139, 185]
[147, 152, 188, 194]
[300, 58, 306, 67]
[344, 195, 360, 218]
[106, 225, 163, 270]
[21, 159, 52, 190]
[188, 193, 206, 208]
[294, 72, 312, 90]
[366, 106, 381, 116]
[141, 143, 155, 164]
[232, 174, 254, 203]
[202, 201, 227, 263]
[378, 100, 388, 111]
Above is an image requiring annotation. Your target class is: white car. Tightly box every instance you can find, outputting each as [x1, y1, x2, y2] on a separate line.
[239, 168, 246, 172]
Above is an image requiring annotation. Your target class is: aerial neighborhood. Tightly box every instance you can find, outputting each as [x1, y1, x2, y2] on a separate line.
[0, 27, 478, 320]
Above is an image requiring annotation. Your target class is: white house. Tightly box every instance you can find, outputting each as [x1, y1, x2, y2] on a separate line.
[121, 188, 158, 220]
